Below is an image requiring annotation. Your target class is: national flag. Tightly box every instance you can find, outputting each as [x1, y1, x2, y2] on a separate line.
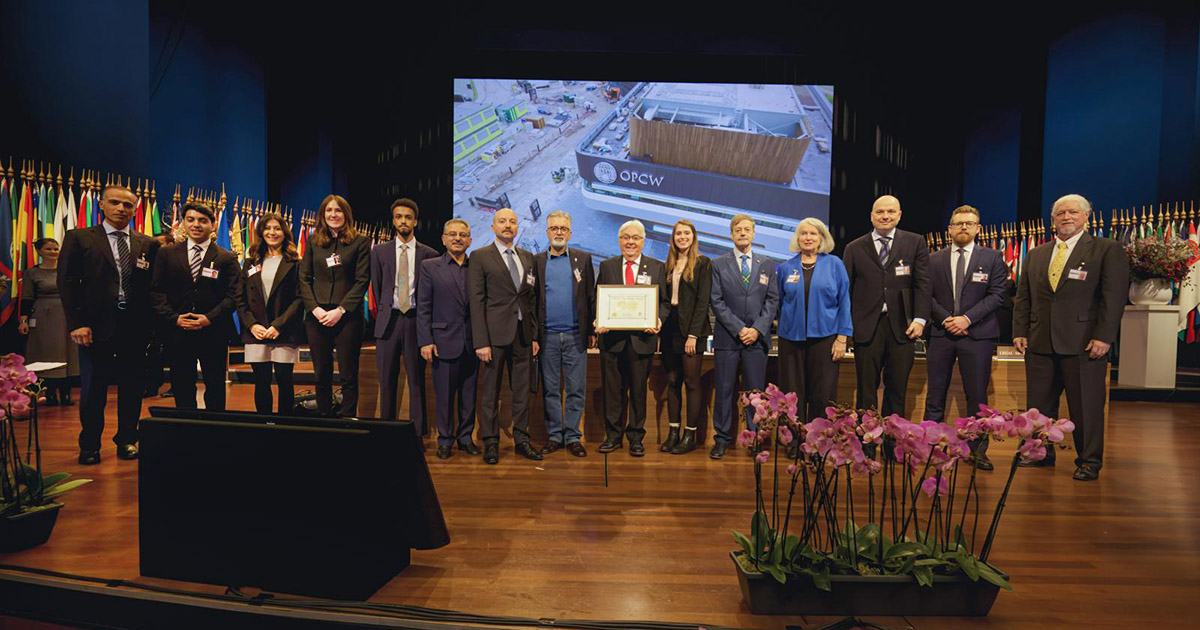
[150, 197, 161, 236]
[0, 177, 15, 325]
[1179, 219, 1200, 341]
[216, 199, 233, 251]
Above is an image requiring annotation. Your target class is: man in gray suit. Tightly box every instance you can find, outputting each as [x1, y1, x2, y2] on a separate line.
[468, 208, 542, 464]
[709, 215, 779, 459]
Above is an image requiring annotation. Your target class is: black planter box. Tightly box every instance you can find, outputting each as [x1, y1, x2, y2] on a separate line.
[731, 551, 1004, 616]
[0, 502, 63, 553]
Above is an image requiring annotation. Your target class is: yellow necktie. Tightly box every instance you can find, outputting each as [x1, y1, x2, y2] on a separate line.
[1049, 241, 1068, 292]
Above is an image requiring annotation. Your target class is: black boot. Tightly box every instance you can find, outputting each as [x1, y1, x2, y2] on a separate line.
[660, 425, 681, 452]
[671, 428, 697, 454]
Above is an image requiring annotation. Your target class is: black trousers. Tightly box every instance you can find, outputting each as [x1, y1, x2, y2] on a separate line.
[375, 309, 427, 431]
[478, 327, 532, 445]
[778, 335, 839, 422]
[168, 332, 229, 412]
[853, 312, 915, 417]
[77, 330, 144, 451]
[601, 343, 652, 444]
[660, 326, 703, 430]
[432, 350, 478, 447]
[925, 334, 995, 454]
[306, 311, 364, 416]
[1025, 350, 1108, 469]
[250, 362, 295, 414]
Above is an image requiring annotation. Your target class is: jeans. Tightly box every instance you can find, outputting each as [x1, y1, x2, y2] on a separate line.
[541, 331, 587, 444]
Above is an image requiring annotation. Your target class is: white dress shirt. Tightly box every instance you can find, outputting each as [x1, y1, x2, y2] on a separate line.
[950, 240, 975, 298]
[1048, 229, 1085, 274]
[494, 240, 524, 280]
[103, 221, 133, 300]
[621, 255, 643, 283]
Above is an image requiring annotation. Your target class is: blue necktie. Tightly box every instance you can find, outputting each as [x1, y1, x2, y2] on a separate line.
[740, 254, 751, 287]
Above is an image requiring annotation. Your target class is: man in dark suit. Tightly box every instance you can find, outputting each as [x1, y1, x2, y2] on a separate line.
[418, 219, 480, 460]
[843, 195, 931, 418]
[924, 205, 1009, 470]
[59, 184, 161, 464]
[533, 211, 595, 458]
[709, 215, 779, 459]
[595, 219, 669, 457]
[1013, 194, 1129, 481]
[468, 208, 542, 464]
[370, 198, 436, 433]
[150, 202, 241, 412]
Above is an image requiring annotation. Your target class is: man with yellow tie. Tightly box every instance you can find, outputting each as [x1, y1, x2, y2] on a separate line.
[1012, 194, 1129, 481]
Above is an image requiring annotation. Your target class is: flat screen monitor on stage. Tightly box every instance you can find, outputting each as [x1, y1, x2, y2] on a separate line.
[453, 79, 834, 262]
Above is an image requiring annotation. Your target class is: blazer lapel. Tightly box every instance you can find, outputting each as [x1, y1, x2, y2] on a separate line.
[94, 226, 119, 273]
[267, 258, 293, 299]
[1063, 233, 1093, 275]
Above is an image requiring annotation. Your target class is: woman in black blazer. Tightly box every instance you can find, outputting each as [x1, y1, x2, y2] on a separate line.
[238, 213, 303, 414]
[298, 195, 371, 416]
[660, 219, 713, 454]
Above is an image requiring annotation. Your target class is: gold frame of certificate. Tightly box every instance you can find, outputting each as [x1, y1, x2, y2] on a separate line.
[596, 284, 659, 330]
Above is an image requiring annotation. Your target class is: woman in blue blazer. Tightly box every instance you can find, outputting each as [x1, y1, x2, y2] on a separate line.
[776, 218, 853, 422]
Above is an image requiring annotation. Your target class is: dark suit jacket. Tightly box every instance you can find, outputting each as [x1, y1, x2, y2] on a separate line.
[150, 241, 242, 341]
[533, 247, 596, 346]
[237, 255, 304, 344]
[298, 234, 372, 314]
[416, 253, 473, 359]
[1012, 232, 1129, 355]
[58, 224, 160, 343]
[710, 250, 778, 352]
[468, 244, 538, 348]
[929, 244, 1009, 340]
[370, 238, 437, 337]
[665, 255, 713, 347]
[596, 255, 670, 355]
[843, 229, 931, 344]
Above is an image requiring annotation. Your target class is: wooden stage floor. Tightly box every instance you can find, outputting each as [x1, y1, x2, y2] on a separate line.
[2, 386, 1198, 630]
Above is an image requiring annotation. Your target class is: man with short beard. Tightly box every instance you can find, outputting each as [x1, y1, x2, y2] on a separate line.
[1013, 194, 1129, 481]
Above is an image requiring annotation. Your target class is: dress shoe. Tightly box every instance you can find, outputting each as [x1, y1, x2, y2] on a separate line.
[670, 429, 696, 455]
[42, 389, 59, 406]
[1017, 456, 1054, 468]
[660, 426, 680, 452]
[566, 442, 587, 457]
[973, 453, 994, 471]
[436, 445, 452, 459]
[516, 441, 544, 461]
[458, 441, 481, 455]
[629, 442, 646, 457]
[60, 390, 74, 405]
[78, 450, 100, 465]
[162, 388, 174, 398]
[541, 441, 564, 455]
[483, 444, 499, 465]
[116, 444, 139, 460]
[1073, 465, 1100, 481]
[710, 442, 728, 460]
[597, 439, 623, 453]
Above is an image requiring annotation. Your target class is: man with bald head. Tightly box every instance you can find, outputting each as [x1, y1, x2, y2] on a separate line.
[1013, 194, 1128, 481]
[468, 208, 542, 464]
[842, 195, 931, 418]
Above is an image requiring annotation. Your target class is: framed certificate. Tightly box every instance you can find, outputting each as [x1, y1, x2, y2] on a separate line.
[597, 285, 659, 330]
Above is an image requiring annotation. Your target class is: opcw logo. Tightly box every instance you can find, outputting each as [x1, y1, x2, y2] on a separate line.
[593, 162, 617, 184]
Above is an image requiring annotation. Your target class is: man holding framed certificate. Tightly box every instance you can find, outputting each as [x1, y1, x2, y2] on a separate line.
[594, 220, 670, 457]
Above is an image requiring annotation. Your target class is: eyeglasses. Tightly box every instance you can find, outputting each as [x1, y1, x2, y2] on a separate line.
[950, 221, 978, 228]
[619, 235, 644, 242]
[547, 226, 571, 234]
[444, 231, 469, 239]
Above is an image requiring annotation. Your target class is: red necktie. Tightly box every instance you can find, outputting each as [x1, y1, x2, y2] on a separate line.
[625, 260, 635, 285]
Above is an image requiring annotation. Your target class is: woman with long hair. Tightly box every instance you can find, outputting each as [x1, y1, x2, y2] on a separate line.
[298, 195, 371, 416]
[18, 238, 79, 404]
[660, 219, 712, 454]
[238, 213, 303, 414]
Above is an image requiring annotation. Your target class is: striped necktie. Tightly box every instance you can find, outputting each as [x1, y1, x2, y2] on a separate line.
[115, 232, 132, 299]
[190, 243, 203, 280]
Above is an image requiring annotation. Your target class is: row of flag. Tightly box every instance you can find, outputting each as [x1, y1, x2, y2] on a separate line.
[1, 158, 393, 327]
[926, 202, 1200, 343]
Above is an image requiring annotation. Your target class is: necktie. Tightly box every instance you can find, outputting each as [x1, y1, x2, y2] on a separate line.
[1049, 241, 1068, 292]
[878, 236, 891, 264]
[954, 247, 967, 314]
[397, 243, 410, 312]
[505, 248, 521, 289]
[190, 243, 203, 281]
[740, 254, 751, 287]
[116, 232, 132, 299]
[625, 260, 635, 285]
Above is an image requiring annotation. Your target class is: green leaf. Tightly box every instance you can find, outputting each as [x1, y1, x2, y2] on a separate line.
[770, 541, 784, 565]
[884, 541, 930, 560]
[41, 479, 92, 499]
[912, 565, 934, 587]
[812, 564, 832, 591]
[953, 553, 981, 581]
[896, 555, 918, 576]
[40, 472, 71, 489]
[977, 563, 1013, 591]
[751, 511, 770, 551]
[783, 534, 800, 560]
[953, 524, 967, 550]
[765, 564, 787, 584]
[732, 530, 754, 557]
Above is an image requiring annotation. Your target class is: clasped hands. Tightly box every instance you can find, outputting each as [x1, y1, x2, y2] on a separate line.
[941, 316, 969, 336]
[175, 313, 212, 331]
[311, 306, 344, 327]
[250, 324, 281, 340]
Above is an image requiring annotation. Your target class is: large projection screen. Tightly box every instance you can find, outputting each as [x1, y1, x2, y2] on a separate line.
[453, 79, 833, 263]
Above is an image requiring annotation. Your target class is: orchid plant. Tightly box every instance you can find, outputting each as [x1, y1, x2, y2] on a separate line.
[1, 353, 91, 517]
[731, 384, 1074, 592]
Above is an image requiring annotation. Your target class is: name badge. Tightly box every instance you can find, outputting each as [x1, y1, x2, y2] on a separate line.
[1067, 268, 1087, 281]
[135, 256, 150, 270]
[636, 273, 651, 285]
[759, 272, 769, 285]
[201, 266, 219, 279]
[971, 272, 988, 283]
[326, 253, 342, 267]
[574, 268, 583, 283]
[526, 272, 535, 286]
[894, 264, 911, 276]
[247, 265, 261, 277]
[28, 318, 36, 328]
[787, 270, 801, 283]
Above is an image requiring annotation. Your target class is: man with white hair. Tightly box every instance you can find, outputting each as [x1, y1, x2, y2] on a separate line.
[1013, 194, 1129, 481]
[594, 220, 669, 456]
